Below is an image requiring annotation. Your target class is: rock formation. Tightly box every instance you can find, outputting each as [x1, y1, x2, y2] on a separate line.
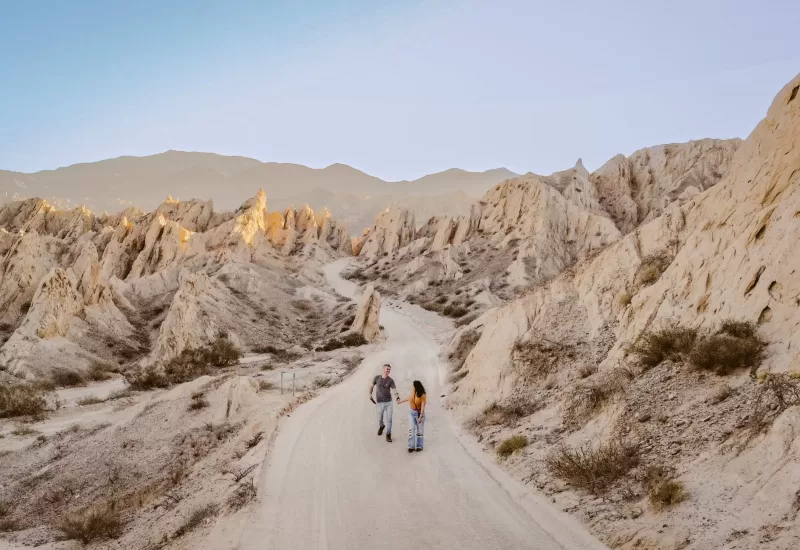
[350, 284, 382, 342]
[0, 191, 353, 379]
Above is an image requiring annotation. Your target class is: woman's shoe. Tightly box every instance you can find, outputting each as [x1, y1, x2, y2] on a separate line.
[415, 448, 423, 452]
[408, 448, 414, 453]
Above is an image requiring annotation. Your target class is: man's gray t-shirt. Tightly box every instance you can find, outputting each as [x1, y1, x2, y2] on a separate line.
[373, 375, 396, 403]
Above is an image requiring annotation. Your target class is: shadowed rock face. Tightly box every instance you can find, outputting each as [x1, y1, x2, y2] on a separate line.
[0, 190, 353, 380]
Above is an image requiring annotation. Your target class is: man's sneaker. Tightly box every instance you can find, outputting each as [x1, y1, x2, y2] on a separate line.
[377, 425, 385, 436]
[386, 433, 392, 442]
[408, 448, 414, 453]
[415, 448, 423, 452]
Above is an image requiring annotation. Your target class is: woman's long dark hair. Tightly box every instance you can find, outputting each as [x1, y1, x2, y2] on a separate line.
[412, 380, 426, 397]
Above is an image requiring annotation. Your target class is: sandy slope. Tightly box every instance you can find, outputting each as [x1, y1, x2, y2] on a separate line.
[238, 258, 607, 550]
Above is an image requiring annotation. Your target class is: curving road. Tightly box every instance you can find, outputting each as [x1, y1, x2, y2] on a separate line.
[238, 258, 608, 550]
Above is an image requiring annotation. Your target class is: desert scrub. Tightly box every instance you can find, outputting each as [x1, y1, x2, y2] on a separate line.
[258, 380, 274, 391]
[643, 465, 687, 511]
[448, 328, 480, 370]
[57, 503, 124, 543]
[564, 369, 630, 425]
[511, 340, 559, 379]
[497, 435, 528, 457]
[318, 332, 367, 352]
[634, 252, 673, 286]
[617, 291, 632, 307]
[470, 397, 541, 429]
[747, 373, 800, 435]
[545, 439, 640, 495]
[689, 320, 764, 375]
[627, 325, 698, 369]
[0, 384, 48, 419]
[174, 504, 219, 538]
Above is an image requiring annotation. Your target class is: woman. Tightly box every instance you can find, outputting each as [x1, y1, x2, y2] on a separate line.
[398, 380, 426, 452]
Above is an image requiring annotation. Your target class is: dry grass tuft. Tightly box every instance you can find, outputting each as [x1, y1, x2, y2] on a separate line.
[545, 439, 640, 495]
[188, 393, 209, 411]
[497, 435, 528, 457]
[258, 380, 274, 391]
[617, 291, 632, 307]
[57, 502, 124, 543]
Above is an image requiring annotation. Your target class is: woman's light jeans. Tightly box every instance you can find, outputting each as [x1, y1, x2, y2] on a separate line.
[408, 409, 425, 449]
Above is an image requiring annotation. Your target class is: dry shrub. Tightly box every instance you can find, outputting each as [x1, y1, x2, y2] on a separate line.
[252, 345, 301, 362]
[77, 395, 105, 406]
[511, 339, 567, 379]
[448, 328, 480, 370]
[635, 252, 672, 286]
[643, 464, 687, 511]
[0, 384, 49, 419]
[545, 440, 640, 495]
[564, 370, 629, 425]
[50, 368, 86, 388]
[628, 325, 698, 368]
[258, 380, 274, 391]
[57, 503, 124, 543]
[341, 355, 362, 373]
[314, 377, 332, 388]
[87, 361, 118, 381]
[454, 312, 480, 327]
[497, 435, 528, 457]
[578, 364, 598, 379]
[442, 305, 469, 318]
[188, 394, 209, 411]
[228, 479, 257, 511]
[245, 431, 264, 449]
[748, 373, 800, 434]
[174, 503, 218, 538]
[471, 397, 541, 429]
[0, 501, 16, 532]
[617, 291, 632, 307]
[690, 321, 764, 375]
[319, 332, 367, 352]
[124, 365, 168, 390]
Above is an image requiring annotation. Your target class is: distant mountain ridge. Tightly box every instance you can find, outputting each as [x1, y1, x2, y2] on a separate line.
[0, 151, 517, 231]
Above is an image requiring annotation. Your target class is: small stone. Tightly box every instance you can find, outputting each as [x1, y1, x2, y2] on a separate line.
[638, 413, 652, 422]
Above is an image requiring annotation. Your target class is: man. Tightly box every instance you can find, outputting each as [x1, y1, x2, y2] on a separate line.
[369, 364, 400, 442]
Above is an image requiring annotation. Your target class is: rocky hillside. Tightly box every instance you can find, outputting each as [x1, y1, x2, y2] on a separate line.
[434, 75, 800, 549]
[0, 190, 357, 382]
[340, 75, 800, 549]
[346, 140, 739, 328]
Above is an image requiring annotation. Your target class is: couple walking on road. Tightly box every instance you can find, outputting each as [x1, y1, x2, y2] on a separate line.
[369, 364, 426, 452]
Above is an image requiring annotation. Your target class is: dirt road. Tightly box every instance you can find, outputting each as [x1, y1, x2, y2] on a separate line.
[238, 258, 608, 550]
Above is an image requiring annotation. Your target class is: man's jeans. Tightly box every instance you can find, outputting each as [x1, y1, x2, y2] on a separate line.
[408, 409, 424, 449]
[377, 401, 393, 434]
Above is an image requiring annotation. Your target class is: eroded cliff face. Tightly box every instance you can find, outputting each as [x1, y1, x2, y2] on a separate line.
[0, 191, 353, 379]
[440, 74, 800, 550]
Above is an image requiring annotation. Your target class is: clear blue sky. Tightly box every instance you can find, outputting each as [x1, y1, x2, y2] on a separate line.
[1, 0, 798, 179]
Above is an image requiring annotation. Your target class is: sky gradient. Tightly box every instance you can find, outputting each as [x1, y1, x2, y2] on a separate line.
[1, 0, 799, 180]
